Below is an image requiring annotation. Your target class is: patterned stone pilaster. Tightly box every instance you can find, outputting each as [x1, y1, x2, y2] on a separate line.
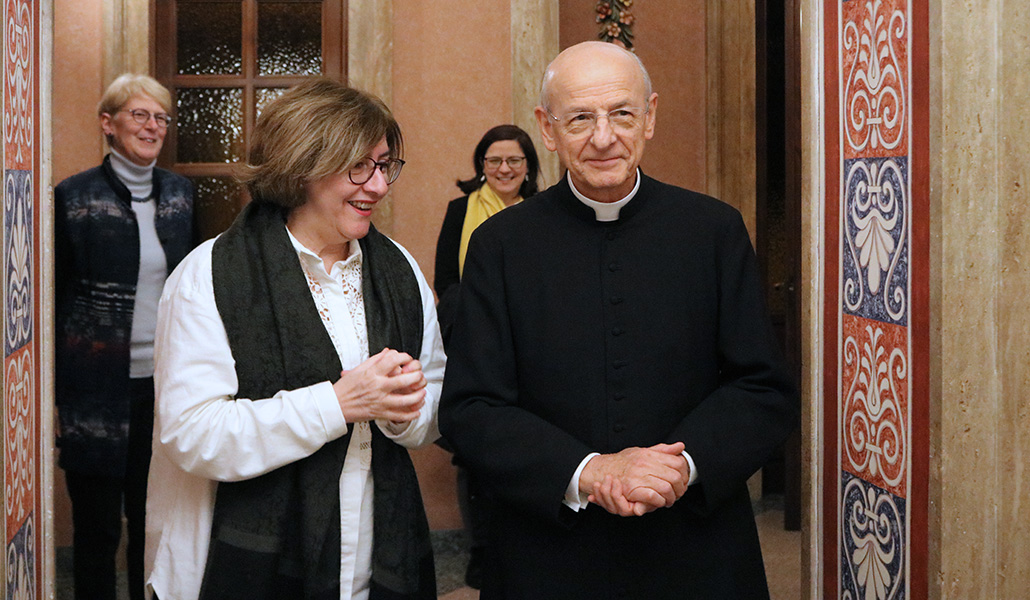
[824, 0, 928, 598]
[3, 0, 46, 596]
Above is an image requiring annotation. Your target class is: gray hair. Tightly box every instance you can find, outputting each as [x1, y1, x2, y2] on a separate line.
[97, 74, 172, 116]
[539, 43, 653, 111]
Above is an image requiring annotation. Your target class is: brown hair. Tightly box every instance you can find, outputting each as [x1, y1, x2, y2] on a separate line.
[239, 78, 403, 208]
[97, 74, 173, 116]
[456, 124, 541, 198]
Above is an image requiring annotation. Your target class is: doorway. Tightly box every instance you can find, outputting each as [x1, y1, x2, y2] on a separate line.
[755, 0, 803, 532]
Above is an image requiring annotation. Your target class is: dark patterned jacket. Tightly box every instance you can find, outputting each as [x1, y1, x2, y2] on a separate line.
[54, 155, 193, 476]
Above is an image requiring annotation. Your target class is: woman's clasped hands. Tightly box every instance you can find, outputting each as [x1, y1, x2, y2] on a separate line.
[333, 348, 427, 424]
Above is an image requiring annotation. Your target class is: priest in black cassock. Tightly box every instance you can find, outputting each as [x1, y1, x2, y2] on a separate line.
[439, 41, 798, 599]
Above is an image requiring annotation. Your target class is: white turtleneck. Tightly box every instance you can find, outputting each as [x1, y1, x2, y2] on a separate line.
[109, 148, 168, 378]
[110, 148, 156, 199]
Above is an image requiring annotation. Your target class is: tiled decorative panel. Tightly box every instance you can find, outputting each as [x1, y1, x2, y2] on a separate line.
[3, 0, 45, 597]
[824, 0, 929, 598]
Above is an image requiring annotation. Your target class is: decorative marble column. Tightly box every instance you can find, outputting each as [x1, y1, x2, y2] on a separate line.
[4, 0, 55, 595]
[102, 0, 150, 83]
[349, 0, 395, 233]
[511, 0, 560, 188]
[813, 0, 931, 598]
[802, 0, 1030, 598]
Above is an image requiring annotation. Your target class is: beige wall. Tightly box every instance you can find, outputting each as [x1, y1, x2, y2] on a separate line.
[52, 0, 105, 184]
[389, 1, 515, 530]
[632, 0, 707, 192]
[559, 0, 709, 193]
[52, 0, 106, 550]
[929, 0, 1030, 596]
[389, 1, 513, 287]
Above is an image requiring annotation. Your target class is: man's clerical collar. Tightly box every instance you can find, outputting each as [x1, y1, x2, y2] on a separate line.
[567, 168, 641, 222]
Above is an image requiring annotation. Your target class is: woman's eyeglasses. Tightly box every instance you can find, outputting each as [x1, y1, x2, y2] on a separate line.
[120, 108, 173, 129]
[348, 157, 406, 185]
[484, 156, 526, 169]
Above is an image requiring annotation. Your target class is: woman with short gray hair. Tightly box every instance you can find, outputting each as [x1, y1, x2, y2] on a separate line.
[55, 73, 193, 600]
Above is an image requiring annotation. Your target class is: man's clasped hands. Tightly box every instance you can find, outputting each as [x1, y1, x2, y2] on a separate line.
[580, 443, 692, 517]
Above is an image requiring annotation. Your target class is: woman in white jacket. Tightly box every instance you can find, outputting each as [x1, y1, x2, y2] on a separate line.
[144, 78, 444, 600]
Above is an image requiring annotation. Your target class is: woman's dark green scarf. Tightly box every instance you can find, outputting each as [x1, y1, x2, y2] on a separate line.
[199, 202, 435, 600]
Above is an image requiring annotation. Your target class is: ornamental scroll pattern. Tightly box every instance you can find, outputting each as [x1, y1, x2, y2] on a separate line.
[4, 169, 36, 597]
[843, 157, 908, 326]
[4, 0, 33, 170]
[5, 348, 35, 535]
[837, 0, 912, 599]
[842, 0, 907, 158]
[841, 473, 905, 600]
[842, 320, 907, 495]
[4, 0, 40, 597]
[6, 518, 34, 600]
[5, 170, 32, 354]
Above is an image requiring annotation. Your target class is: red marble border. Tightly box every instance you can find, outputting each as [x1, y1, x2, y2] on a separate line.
[822, 1, 842, 596]
[908, 0, 930, 596]
[32, 0, 43, 595]
[825, 1, 930, 597]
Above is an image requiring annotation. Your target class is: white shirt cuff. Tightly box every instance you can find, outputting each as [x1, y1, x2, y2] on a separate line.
[563, 453, 600, 512]
[683, 451, 698, 485]
[311, 380, 348, 437]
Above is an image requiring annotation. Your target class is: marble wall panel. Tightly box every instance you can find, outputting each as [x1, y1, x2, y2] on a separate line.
[841, 314, 908, 498]
[840, 0, 909, 160]
[840, 471, 907, 600]
[825, 0, 927, 598]
[3, 0, 44, 596]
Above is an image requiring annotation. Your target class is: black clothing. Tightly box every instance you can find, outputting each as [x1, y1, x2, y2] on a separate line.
[433, 195, 469, 345]
[65, 376, 154, 600]
[440, 175, 798, 599]
[55, 156, 191, 600]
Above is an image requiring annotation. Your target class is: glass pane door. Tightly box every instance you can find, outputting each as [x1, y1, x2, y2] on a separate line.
[155, 0, 345, 241]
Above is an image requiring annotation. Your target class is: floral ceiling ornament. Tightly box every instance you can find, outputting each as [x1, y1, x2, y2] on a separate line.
[596, 0, 636, 49]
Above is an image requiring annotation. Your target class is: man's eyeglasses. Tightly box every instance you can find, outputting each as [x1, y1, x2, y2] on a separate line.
[348, 157, 406, 185]
[547, 106, 648, 137]
[120, 109, 173, 129]
[484, 156, 526, 170]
